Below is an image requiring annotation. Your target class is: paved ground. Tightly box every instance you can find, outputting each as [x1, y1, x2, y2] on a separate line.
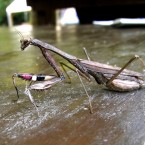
[0, 25, 145, 145]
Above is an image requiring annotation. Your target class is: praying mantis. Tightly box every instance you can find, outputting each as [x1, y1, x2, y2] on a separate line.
[12, 37, 145, 114]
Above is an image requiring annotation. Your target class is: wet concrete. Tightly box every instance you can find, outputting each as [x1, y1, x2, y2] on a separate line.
[0, 24, 145, 145]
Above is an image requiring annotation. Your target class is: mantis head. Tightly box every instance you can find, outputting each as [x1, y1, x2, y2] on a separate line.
[15, 29, 32, 51]
[20, 38, 31, 51]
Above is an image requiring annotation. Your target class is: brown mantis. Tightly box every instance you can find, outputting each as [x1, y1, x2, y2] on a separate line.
[13, 37, 145, 114]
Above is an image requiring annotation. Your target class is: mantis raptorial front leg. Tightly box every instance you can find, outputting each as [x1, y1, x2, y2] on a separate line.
[12, 73, 62, 107]
[24, 83, 39, 114]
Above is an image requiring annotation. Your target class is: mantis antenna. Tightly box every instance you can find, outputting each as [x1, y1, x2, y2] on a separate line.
[14, 28, 24, 40]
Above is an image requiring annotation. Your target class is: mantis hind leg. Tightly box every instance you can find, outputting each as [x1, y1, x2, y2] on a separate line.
[107, 55, 145, 86]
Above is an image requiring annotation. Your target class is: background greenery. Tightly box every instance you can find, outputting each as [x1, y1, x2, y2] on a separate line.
[0, 0, 30, 25]
[0, 0, 12, 25]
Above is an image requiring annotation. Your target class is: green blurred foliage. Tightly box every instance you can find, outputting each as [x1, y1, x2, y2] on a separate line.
[0, 0, 12, 25]
[13, 12, 31, 25]
[13, 12, 25, 25]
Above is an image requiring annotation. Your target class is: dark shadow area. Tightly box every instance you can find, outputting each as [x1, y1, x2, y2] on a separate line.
[27, 0, 145, 25]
